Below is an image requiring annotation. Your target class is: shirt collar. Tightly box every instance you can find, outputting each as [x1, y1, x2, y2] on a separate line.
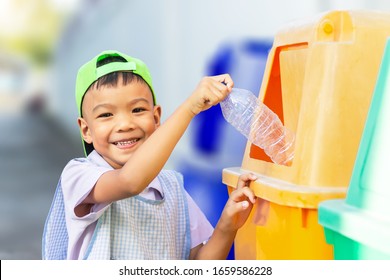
[87, 150, 163, 196]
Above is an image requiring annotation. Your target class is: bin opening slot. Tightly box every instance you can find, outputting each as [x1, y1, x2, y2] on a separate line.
[250, 42, 308, 164]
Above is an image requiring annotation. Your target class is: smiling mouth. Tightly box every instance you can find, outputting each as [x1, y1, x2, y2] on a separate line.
[114, 138, 140, 147]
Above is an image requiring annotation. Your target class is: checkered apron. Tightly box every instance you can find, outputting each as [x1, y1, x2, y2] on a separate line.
[42, 170, 190, 260]
[42, 179, 68, 260]
[84, 170, 190, 259]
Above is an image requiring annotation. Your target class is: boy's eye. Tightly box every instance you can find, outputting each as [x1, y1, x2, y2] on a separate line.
[98, 113, 112, 118]
[133, 107, 146, 113]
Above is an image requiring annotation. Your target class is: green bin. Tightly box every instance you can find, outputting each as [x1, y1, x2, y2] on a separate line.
[319, 38, 390, 260]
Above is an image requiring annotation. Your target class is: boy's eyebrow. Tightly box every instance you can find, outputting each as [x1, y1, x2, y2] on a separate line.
[92, 103, 112, 113]
[129, 98, 150, 104]
[92, 98, 150, 113]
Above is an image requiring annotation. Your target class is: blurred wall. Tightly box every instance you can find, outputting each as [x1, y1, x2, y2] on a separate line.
[48, 0, 321, 165]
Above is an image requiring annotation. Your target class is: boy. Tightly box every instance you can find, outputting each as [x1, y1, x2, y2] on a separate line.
[42, 50, 257, 260]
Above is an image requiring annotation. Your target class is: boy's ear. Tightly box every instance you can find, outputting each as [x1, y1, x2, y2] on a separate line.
[78, 117, 92, 144]
[153, 105, 162, 127]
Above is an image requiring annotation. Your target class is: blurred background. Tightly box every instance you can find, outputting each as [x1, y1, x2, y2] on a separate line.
[1, 0, 390, 260]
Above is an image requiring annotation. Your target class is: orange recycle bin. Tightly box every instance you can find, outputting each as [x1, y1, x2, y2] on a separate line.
[222, 10, 390, 259]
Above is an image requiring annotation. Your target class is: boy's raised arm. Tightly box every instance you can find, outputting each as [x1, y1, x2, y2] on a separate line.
[85, 75, 233, 205]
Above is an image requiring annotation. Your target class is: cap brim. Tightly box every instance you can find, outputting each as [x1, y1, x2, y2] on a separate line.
[83, 140, 94, 156]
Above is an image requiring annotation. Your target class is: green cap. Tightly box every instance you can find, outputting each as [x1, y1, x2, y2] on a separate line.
[75, 50, 155, 156]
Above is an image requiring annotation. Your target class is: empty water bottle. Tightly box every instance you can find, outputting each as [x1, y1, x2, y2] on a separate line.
[220, 88, 295, 166]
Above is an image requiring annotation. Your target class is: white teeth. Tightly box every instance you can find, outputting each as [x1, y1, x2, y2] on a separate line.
[115, 139, 138, 146]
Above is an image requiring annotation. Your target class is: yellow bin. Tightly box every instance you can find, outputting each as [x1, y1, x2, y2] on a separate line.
[222, 10, 390, 260]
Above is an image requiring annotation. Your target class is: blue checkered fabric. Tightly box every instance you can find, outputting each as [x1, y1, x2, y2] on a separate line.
[42, 179, 68, 260]
[84, 170, 191, 259]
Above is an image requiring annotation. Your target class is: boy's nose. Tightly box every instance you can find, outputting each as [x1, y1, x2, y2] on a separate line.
[116, 115, 135, 131]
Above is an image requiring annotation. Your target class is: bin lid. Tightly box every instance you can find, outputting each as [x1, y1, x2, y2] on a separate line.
[222, 167, 347, 209]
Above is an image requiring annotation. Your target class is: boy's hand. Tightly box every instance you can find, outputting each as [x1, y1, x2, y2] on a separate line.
[217, 173, 257, 233]
[186, 74, 233, 116]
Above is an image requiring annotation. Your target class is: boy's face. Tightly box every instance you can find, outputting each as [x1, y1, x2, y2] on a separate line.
[78, 78, 161, 169]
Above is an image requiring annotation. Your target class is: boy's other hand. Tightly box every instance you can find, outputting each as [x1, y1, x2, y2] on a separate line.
[217, 173, 257, 233]
[186, 74, 233, 116]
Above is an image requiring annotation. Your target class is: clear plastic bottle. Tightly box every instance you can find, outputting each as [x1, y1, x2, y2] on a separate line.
[220, 88, 295, 166]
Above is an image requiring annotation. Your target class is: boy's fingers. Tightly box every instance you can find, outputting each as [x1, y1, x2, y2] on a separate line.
[236, 173, 257, 189]
[226, 200, 251, 217]
[209, 74, 234, 92]
[235, 199, 252, 213]
[240, 173, 257, 181]
[230, 187, 257, 204]
[242, 187, 256, 204]
[233, 201, 250, 213]
[241, 200, 250, 209]
[220, 74, 234, 89]
[200, 78, 231, 105]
